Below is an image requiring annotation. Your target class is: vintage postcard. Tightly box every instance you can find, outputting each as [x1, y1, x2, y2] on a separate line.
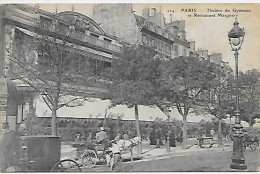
[0, 2, 260, 172]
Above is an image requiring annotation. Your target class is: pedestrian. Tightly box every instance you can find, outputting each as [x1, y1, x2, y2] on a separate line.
[123, 132, 129, 140]
[75, 133, 81, 142]
[115, 133, 121, 143]
[210, 129, 215, 138]
[149, 129, 156, 145]
[197, 129, 203, 147]
[155, 129, 162, 148]
[96, 127, 108, 143]
[96, 127, 108, 149]
[169, 129, 176, 147]
[86, 132, 93, 144]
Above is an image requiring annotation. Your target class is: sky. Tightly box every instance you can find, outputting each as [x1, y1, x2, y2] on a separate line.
[28, 3, 260, 72]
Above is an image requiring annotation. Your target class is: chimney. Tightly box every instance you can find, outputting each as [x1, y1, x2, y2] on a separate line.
[202, 50, 209, 60]
[151, 8, 156, 16]
[209, 53, 222, 65]
[142, 8, 150, 19]
[179, 20, 185, 30]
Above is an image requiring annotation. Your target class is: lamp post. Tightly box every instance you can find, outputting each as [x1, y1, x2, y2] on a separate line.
[166, 106, 171, 152]
[228, 17, 247, 170]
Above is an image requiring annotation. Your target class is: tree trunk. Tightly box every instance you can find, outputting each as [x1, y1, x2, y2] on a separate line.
[182, 116, 188, 149]
[218, 118, 222, 147]
[134, 104, 141, 138]
[51, 93, 59, 136]
[249, 118, 254, 129]
[116, 116, 120, 134]
[134, 104, 142, 155]
[103, 109, 107, 128]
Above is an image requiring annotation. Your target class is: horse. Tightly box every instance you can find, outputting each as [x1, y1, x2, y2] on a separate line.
[117, 136, 142, 161]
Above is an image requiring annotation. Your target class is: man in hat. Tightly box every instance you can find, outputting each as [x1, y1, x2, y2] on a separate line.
[96, 127, 108, 144]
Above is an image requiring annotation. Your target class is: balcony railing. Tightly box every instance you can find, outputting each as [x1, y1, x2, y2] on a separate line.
[4, 7, 38, 27]
[4, 6, 121, 53]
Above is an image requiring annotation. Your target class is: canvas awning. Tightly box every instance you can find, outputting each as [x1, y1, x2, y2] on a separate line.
[35, 95, 167, 121]
[169, 108, 215, 123]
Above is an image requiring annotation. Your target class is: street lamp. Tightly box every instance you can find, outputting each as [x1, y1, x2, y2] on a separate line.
[228, 17, 247, 170]
[166, 105, 171, 152]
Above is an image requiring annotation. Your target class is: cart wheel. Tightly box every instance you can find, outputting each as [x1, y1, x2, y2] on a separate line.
[51, 159, 81, 172]
[250, 142, 258, 151]
[82, 150, 98, 168]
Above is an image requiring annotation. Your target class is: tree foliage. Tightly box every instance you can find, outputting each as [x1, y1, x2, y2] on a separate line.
[192, 63, 235, 146]
[108, 44, 162, 106]
[108, 44, 162, 143]
[160, 56, 217, 148]
[239, 69, 260, 127]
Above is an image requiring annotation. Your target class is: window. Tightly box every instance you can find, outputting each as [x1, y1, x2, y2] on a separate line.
[104, 38, 112, 43]
[40, 16, 52, 29]
[174, 45, 178, 56]
[183, 48, 187, 56]
[158, 41, 162, 52]
[182, 31, 186, 40]
[151, 39, 156, 47]
[59, 22, 69, 35]
[142, 35, 147, 45]
[166, 45, 171, 54]
[90, 33, 99, 38]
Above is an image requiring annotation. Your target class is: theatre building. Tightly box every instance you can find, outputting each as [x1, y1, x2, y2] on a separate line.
[0, 4, 122, 130]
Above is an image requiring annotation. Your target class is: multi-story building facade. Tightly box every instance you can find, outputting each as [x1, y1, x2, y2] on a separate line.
[92, 4, 191, 59]
[0, 4, 122, 130]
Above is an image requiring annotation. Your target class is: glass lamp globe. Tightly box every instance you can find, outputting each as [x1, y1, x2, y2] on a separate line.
[231, 38, 241, 46]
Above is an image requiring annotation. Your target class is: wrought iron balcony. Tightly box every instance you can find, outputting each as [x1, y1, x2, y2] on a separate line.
[3, 5, 121, 54]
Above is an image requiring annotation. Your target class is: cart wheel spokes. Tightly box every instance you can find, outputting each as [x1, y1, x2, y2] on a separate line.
[82, 150, 98, 168]
[51, 159, 81, 172]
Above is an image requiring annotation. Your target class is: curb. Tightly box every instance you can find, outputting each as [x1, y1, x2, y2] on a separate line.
[128, 146, 233, 163]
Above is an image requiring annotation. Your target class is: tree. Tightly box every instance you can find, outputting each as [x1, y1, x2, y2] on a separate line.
[160, 56, 216, 148]
[239, 69, 260, 128]
[5, 16, 106, 135]
[108, 44, 161, 145]
[198, 64, 235, 146]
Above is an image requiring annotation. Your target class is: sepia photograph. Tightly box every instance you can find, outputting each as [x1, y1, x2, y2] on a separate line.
[0, 1, 260, 172]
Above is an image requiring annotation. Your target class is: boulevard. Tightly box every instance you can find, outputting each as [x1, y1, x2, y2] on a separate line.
[81, 145, 260, 172]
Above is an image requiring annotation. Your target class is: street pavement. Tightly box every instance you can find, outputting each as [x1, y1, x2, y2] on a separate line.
[60, 139, 260, 172]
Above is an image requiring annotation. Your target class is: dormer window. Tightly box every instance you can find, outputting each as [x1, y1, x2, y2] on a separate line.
[90, 33, 99, 38]
[104, 38, 112, 43]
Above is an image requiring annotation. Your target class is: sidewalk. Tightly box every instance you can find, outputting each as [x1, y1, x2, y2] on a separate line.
[122, 140, 233, 161]
[60, 139, 233, 162]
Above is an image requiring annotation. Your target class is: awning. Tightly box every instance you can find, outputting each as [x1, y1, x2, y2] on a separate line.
[223, 117, 250, 127]
[169, 108, 215, 123]
[35, 95, 167, 121]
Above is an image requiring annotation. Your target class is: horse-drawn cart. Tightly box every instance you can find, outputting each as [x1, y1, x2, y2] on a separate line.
[68, 141, 112, 168]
